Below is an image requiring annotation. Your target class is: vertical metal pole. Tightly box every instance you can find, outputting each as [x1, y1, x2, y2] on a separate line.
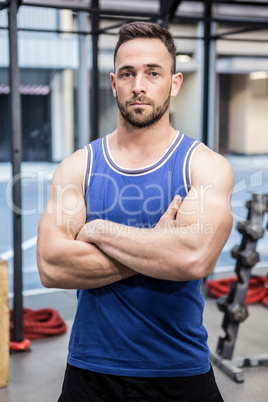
[202, 0, 212, 146]
[8, 0, 23, 342]
[78, 12, 90, 148]
[208, 22, 217, 151]
[90, 0, 99, 141]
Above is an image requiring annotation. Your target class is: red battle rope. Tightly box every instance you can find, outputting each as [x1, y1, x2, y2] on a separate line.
[9, 308, 67, 341]
[206, 275, 268, 307]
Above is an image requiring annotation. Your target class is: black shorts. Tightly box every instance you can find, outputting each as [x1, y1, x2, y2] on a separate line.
[58, 363, 224, 402]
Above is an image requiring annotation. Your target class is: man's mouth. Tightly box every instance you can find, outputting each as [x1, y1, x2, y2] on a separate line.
[129, 98, 151, 106]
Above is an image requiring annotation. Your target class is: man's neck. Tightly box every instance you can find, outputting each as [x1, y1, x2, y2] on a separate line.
[108, 114, 177, 169]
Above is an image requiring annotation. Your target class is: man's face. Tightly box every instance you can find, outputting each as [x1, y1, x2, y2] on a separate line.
[111, 38, 179, 130]
[116, 86, 171, 129]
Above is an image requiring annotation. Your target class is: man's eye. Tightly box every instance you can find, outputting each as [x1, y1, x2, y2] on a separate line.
[122, 72, 132, 78]
[150, 71, 159, 77]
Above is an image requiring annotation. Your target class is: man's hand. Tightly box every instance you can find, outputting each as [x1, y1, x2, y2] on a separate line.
[156, 195, 182, 229]
[76, 195, 183, 243]
[73, 147, 234, 283]
[37, 149, 137, 290]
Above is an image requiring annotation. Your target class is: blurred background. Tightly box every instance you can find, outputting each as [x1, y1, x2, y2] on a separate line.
[0, 0, 267, 293]
[0, 2, 268, 400]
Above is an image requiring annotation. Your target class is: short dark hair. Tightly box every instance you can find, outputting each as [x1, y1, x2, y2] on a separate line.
[114, 21, 177, 74]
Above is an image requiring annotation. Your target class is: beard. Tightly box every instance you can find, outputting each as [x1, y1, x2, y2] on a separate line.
[116, 89, 171, 129]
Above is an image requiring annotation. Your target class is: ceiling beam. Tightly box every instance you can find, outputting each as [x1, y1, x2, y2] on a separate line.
[213, 24, 268, 39]
[21, 0, 90, 10]
[0, 0, 10, 11]
[183, 0, 268, 6]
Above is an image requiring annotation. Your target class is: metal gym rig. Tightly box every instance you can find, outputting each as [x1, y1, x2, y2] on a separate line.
[210, 192, 268, 383]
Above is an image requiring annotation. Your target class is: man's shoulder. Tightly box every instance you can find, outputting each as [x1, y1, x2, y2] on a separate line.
[52, 148, 86, 187]
[60, 147, 86, 169]
[191, 144, 234, 184]
[194, 143, 232, 166]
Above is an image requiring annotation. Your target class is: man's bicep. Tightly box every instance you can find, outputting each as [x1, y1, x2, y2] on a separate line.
[41, 194, 86, 242]
[179, 146, 233, 228]
[41, 151, 87, 241]
[175, 151, 234, 266]
[46, 189, 86, 240]
[177, 180, 232, 231]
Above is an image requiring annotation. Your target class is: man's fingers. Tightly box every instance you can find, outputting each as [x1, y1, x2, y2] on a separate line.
[159, 195, 182, 222]
[166, 195, 182, 217]
[156, 195, 182, 228]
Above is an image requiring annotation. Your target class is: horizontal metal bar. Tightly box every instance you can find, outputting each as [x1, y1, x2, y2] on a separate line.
[213, 36, 268, 42]
[21, 0, 90, 10]
[173, 14, 268, 26]
[0, 0, 10, 11]
[211, 16, 268, 25]
[210, 0, 268, 6]
[1, 24, 267, 43]
[0, 23, 203, 39]
[18, 2, 268, 27]
[183, 0, 268, 6]
[21, 1, 163, 18]
[0, 25, 90, 35]
[215, 24, 268, 37]
[218, 54, 268, 58]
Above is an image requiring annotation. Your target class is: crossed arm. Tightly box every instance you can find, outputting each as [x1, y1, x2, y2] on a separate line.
[37, 145, 234, 289]
[37, 149, 136, 289]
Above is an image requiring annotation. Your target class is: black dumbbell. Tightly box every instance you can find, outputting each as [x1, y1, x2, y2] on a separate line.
[227, 303, 249, 323]
[239, 249, 259, 267]
[237, 221, 264, 241]
[231, 245, 241, 259]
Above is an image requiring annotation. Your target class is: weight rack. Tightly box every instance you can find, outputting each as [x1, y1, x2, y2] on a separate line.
[210, 193, 268, 383]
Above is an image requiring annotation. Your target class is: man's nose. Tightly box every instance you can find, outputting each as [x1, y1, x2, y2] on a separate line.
[132, 74, 146, 95]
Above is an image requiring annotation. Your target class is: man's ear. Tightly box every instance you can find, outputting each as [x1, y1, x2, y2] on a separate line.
[171, 72, 183, 98]
[110, 72, 117, 98]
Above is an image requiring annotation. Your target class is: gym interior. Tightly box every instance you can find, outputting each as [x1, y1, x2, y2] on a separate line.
[0, 1, 267, 401]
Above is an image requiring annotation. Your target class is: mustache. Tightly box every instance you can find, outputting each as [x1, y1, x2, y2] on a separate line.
[126, 96, 153, 105]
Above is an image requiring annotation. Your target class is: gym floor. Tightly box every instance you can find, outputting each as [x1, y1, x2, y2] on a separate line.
[0, 279, 267, 402]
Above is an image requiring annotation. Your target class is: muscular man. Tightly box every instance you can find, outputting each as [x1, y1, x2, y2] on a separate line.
[37, 21, 233, 401]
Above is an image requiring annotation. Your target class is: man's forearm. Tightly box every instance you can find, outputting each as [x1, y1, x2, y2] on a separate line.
[79, 219, 205, 282]
[75, 187, 232, 282]
[37, 234, 137, 290]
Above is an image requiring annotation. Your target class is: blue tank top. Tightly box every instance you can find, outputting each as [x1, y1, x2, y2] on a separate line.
[67, 131, 210, 377]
